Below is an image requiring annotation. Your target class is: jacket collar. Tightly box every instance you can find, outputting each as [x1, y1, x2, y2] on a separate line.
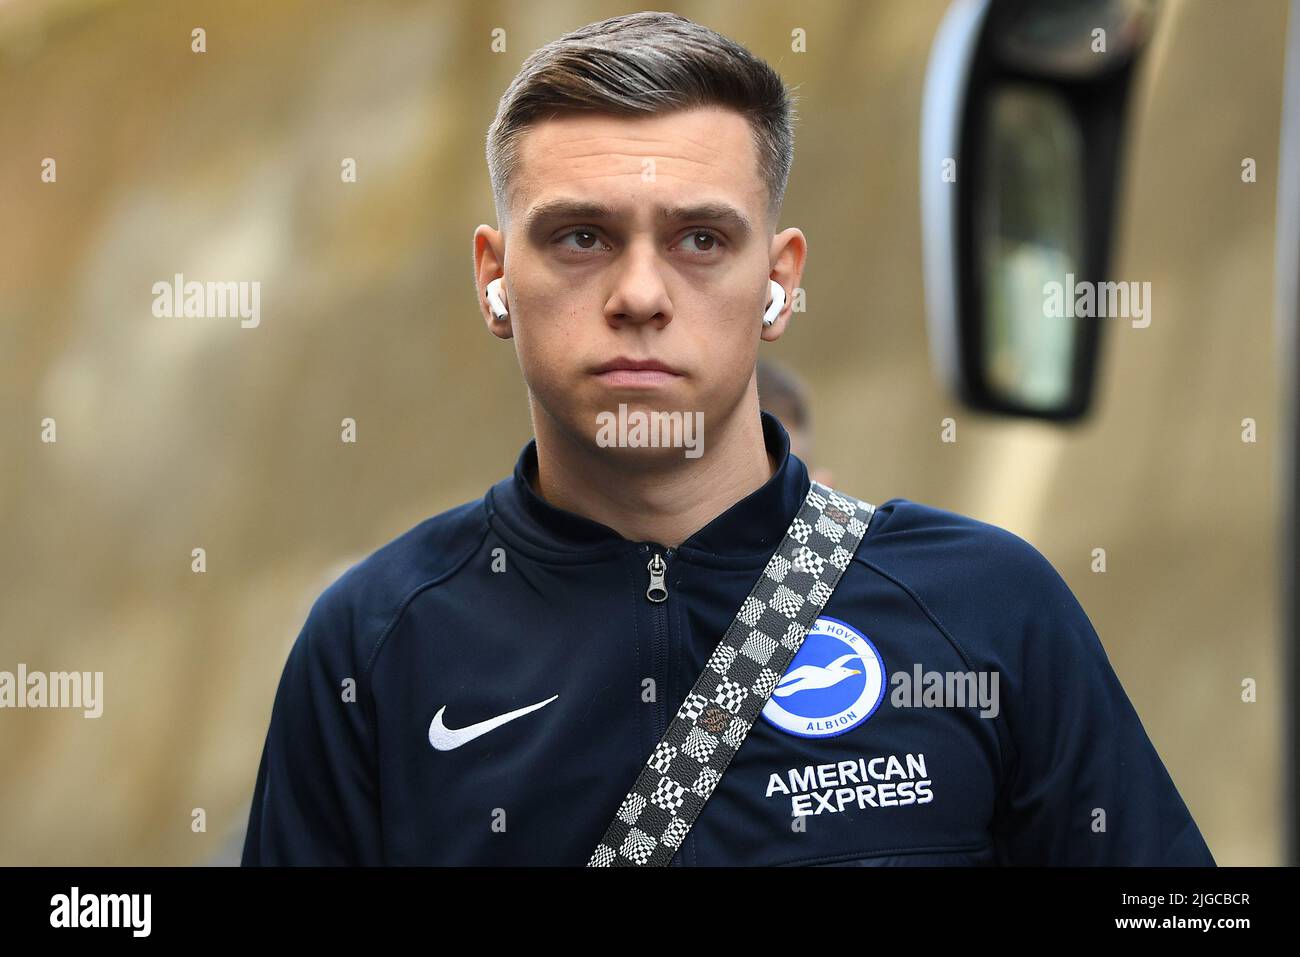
[486, 411, 811, 563]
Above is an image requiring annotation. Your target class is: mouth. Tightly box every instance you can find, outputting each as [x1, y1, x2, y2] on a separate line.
[590, 356, 684, 388]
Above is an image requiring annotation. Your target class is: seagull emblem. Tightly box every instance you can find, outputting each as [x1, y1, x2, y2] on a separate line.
[772, 654, 863, 697]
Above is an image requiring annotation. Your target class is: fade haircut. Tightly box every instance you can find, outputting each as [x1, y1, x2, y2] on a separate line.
[485, 11, 798, 229]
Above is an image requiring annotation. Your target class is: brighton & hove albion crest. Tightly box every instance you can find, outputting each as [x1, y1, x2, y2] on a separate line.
[760, 615, 885, 738]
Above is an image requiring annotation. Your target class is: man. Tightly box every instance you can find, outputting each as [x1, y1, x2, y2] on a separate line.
[241, 11, 1214, 866]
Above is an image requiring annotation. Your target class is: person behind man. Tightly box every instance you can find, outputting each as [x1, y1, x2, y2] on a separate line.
[756, 357, 832, 486]
[241, 11, 1213, 866]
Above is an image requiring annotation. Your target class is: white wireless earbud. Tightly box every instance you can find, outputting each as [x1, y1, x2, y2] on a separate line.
[763, 279, 786, 327]
[486, 277, 508, 321]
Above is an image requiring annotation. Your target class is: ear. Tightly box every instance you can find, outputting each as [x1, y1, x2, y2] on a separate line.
[760, 227, 807, 342]
[473, 224, 511, 339]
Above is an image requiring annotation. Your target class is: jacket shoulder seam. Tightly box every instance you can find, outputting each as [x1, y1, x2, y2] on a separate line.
[850, 551, 1012, 781]
[360, 507, 492, 680]
[850, 553, 982, 671]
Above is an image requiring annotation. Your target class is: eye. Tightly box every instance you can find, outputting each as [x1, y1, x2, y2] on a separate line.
[556, 228, 608, 253]
[678, 230, 724, 254]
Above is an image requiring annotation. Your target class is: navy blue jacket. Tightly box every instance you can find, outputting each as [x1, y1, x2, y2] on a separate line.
[241, 412, 1215, 866]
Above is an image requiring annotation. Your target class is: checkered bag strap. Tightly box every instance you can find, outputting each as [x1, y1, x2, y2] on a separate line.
[587, 481, 876, 867]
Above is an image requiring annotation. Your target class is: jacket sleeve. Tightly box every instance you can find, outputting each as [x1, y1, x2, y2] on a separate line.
[241, 590, 383, 865]
[989, 541, 1215, 866]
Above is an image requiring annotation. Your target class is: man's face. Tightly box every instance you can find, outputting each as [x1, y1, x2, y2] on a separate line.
[474, 105, 806, 463]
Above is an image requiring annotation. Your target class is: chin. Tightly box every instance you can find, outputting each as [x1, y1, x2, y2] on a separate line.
[535, 386, 711, 460]
[586, 402, 709, 463]
[587, 440, 705, 467]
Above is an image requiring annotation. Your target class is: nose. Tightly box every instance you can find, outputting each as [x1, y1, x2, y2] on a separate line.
[604, 240, 672, 329]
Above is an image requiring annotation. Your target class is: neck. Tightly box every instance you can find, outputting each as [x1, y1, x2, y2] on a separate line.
[529, 399, 775, 548]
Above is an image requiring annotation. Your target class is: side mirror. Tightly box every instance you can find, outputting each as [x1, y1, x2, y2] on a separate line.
[921, 0, 1157, 420]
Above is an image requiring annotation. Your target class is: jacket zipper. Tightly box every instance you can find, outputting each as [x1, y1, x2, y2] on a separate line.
[644, 545, 685, 865]
[644, 547, 673, 746]
[646, 550, 669, 603]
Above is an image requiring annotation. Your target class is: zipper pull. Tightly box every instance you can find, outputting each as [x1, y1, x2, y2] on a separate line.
[646, 552, 669, 603]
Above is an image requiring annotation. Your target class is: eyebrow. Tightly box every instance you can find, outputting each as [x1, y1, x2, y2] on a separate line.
[523, 199, 754, 239]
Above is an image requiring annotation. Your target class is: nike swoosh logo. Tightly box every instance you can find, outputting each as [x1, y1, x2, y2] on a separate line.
[428, 693, 560, 751]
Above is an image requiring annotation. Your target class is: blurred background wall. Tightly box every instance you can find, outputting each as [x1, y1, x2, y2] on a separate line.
[0, 0, 1285, 864]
